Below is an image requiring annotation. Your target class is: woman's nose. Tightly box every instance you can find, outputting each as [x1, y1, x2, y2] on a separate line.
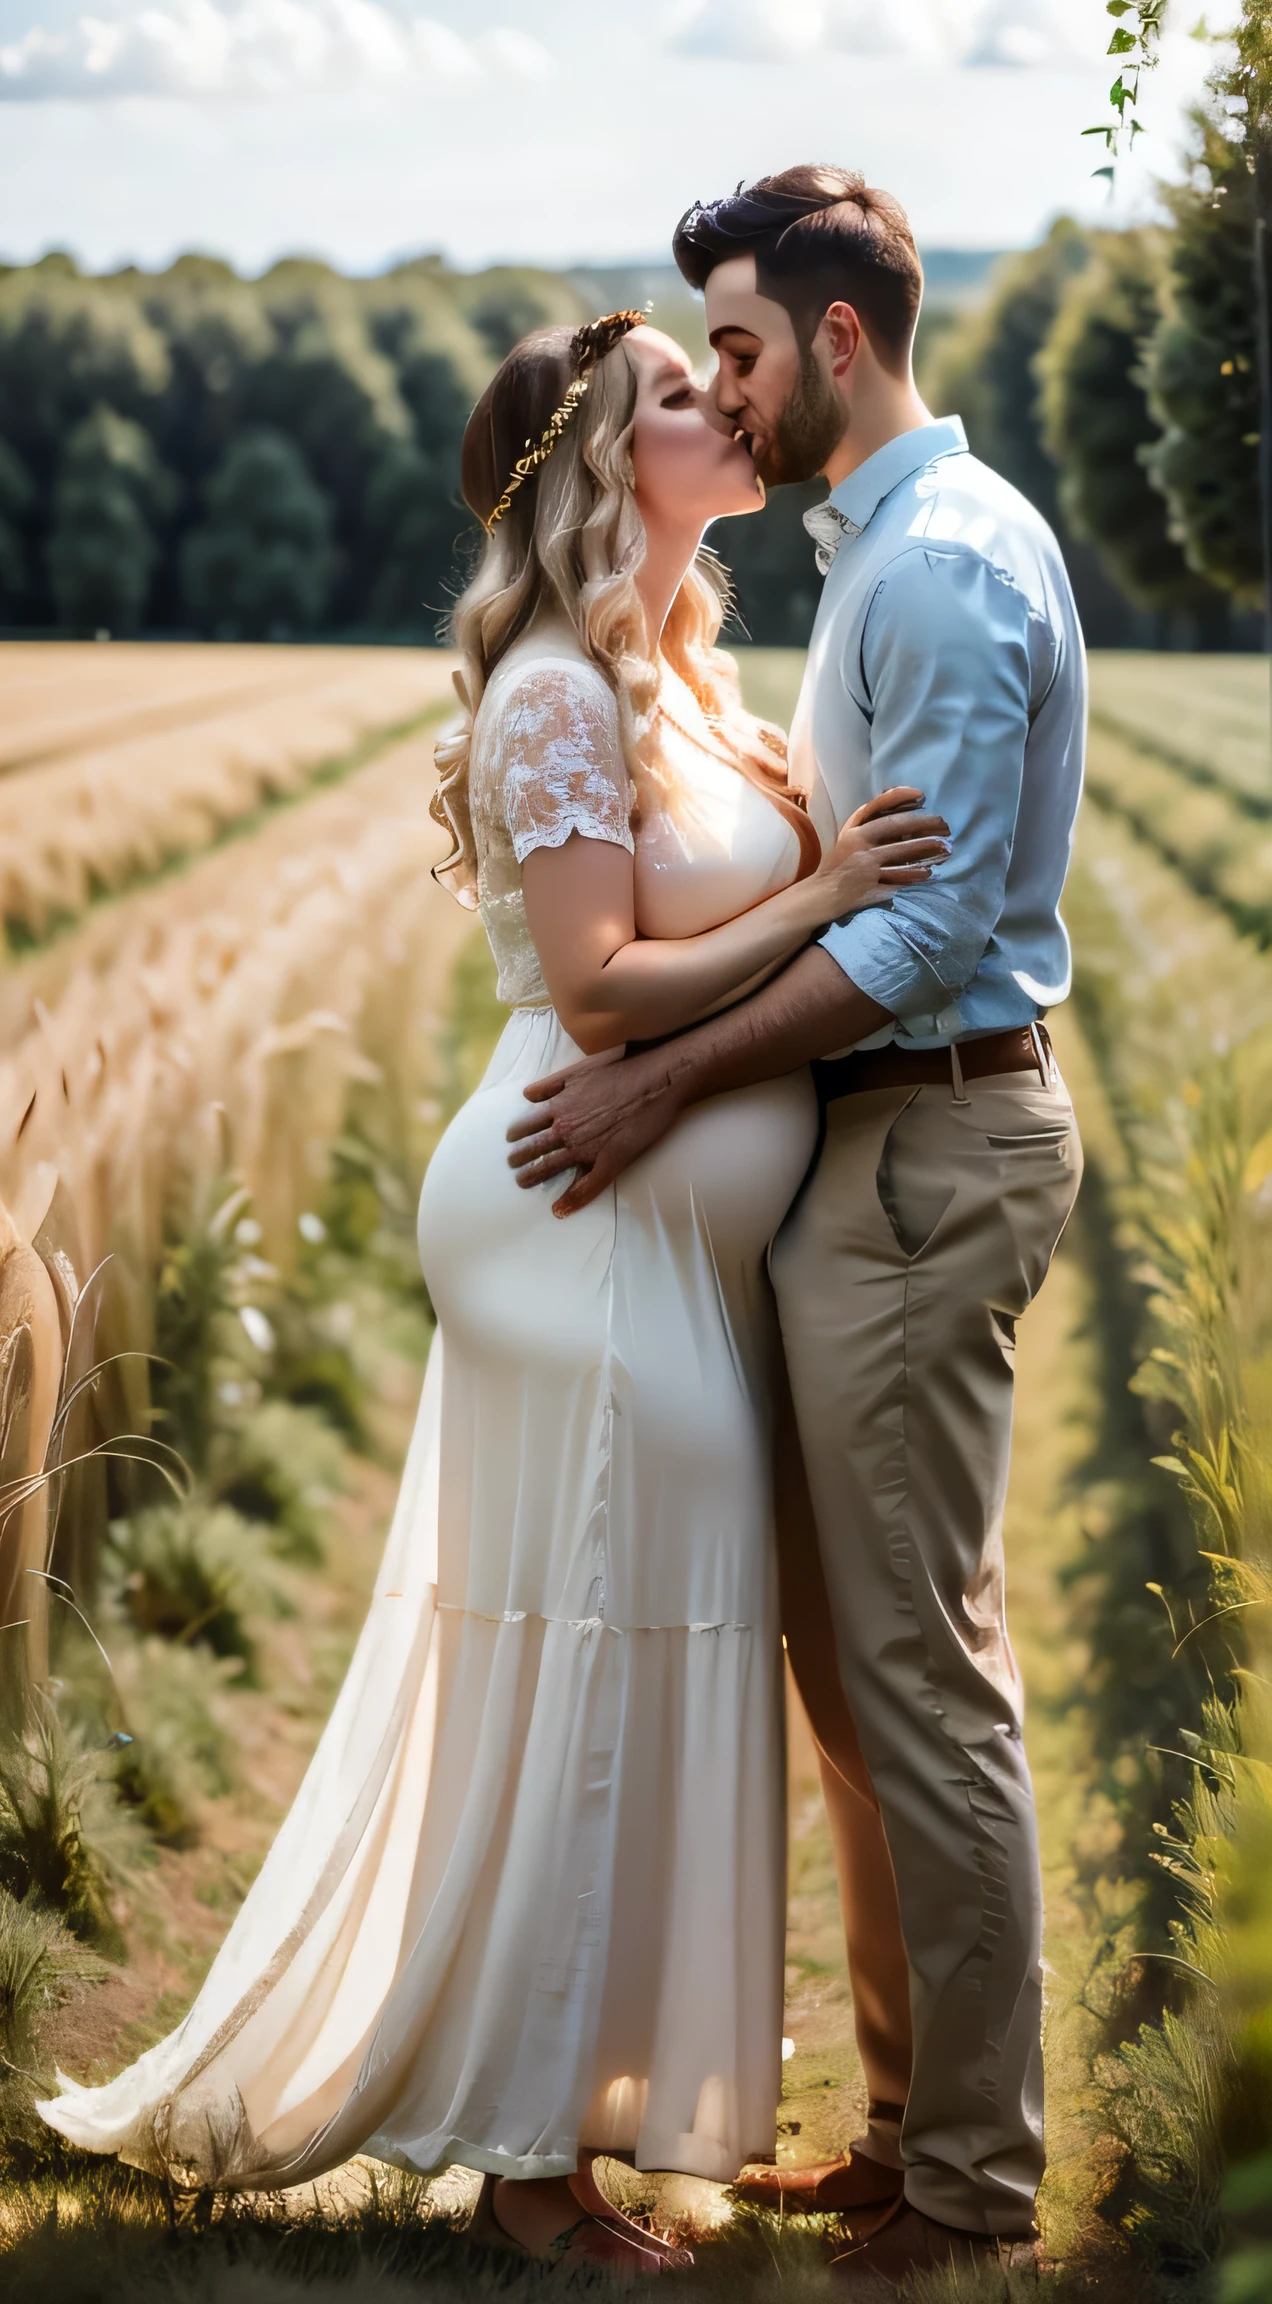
[696, 377, 736, 435]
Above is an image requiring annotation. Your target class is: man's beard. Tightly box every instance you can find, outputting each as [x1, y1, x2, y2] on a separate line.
[752, 346, 844, 489]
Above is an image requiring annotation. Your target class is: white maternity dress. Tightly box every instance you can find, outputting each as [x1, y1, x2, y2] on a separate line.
[39, 633, 820, 2191]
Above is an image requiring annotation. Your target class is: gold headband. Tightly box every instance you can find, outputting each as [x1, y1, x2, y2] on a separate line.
[484, 308, 646, 533]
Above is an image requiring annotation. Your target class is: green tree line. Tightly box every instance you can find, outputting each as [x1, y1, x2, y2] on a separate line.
[0, 250, 584, 643]
[0, 103, 1265, 652]
[923, 110, 1265, 650]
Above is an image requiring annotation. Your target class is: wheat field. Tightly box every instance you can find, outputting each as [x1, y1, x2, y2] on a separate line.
[0, 644, 458, 946]
[2, 640, 1271, 2301]
[0, 642, 469, 1686]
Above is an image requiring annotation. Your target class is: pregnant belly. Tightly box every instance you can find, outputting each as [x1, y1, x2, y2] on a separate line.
[418, 1013, 819, 1361]
[622, 1067, 819, 1268]
[416, 1011, 818, 1629]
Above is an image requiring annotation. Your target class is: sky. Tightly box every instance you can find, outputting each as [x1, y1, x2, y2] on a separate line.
[0, 0, 1237, 277]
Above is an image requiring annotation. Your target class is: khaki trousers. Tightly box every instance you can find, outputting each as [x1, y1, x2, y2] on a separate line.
[770, 1067, 1082, 2237]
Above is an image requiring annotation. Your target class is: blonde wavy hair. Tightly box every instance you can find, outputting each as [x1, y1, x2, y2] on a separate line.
[431, 322, 818, 906]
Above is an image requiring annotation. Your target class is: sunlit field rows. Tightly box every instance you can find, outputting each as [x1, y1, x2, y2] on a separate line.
[0, 642, 468, 1297]
[0, 642, 472, 1696]
[1, 644, 457, 948]
[1, 729, 470, 1269]
[1087, 649, 1272, 810]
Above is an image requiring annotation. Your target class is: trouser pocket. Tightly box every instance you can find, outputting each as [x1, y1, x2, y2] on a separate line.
[876, 1091, 955, 1259]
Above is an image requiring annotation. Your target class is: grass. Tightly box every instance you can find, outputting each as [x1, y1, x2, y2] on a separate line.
[0, 2169, 848, 2301]
[0, 2162, 1135, 2303]
[0, 1891, 110, 2153]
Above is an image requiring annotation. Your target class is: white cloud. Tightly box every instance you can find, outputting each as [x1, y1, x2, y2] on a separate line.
[963, 0, 1085, 68]
[669, 0, 825, 64]
[408, 17, 477, 79]
[477, 27, 555, 82]
[667, 0, 1095, 69]
[823, 4, 949, 60]
[0, 3, 555, 99]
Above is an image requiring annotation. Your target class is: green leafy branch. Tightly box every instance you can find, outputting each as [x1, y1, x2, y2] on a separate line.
[1084, 0, 1170, 179]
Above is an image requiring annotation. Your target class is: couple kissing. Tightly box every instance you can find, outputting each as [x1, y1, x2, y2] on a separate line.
[40, 163, 1085, 2293]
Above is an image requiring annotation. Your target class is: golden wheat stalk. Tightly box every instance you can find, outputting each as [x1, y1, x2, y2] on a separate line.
[0, 1196, 63, 1699]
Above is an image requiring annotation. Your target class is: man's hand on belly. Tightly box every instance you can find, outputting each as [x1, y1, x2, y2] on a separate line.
[507, 947, 893, 1215]
[507, 1044, 688, 1215]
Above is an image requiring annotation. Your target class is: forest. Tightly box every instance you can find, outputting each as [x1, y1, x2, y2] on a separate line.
[0, 97, 1267, 656]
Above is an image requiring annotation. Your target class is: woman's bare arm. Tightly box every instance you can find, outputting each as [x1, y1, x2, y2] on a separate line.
[520, 787, 948, 1054]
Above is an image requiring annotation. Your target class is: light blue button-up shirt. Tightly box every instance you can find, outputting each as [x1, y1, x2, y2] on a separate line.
[788, 416, 1087, 1050]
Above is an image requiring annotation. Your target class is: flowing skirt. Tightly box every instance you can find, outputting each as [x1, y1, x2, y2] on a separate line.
[39, 1008, 819, 2189]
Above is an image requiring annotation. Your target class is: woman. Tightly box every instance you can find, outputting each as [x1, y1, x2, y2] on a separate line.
[39, 312, 947, 2275]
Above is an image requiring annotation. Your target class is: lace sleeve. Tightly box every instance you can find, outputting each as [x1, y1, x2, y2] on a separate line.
[498, 663, 634, 864]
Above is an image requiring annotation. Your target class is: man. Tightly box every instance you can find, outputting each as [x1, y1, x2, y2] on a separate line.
[507, 167, 1085, 2288]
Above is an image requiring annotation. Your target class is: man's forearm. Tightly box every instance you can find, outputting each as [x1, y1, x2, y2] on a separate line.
[659, 947, 891, 1108]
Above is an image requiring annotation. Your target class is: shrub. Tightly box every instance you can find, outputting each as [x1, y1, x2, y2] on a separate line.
[1142, 111, 1264, 603]
[103, 1499, 290, 1676]
[152, 1186, 254, 1480]
[109, 1637, 242, 1846]
[103, 1492, 290, 1677]
[0, 1703, 144, 1952]
[213, 1400, 343, 1567]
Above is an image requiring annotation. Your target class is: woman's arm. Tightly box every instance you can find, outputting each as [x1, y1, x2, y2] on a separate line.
[521, 789, 949, 1054]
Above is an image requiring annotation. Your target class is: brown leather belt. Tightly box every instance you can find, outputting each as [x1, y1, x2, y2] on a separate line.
[815, 1024, 1054, 1104]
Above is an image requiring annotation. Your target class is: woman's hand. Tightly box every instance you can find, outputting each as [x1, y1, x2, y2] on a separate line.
[800, 785, 950, 928]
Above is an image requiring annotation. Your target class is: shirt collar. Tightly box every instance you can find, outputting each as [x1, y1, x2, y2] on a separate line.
[802, 417, 968, 573]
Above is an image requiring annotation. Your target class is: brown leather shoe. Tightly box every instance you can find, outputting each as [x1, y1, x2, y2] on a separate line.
[830, 2199, 1040, 2289]
[732, 2146, 905, 2215]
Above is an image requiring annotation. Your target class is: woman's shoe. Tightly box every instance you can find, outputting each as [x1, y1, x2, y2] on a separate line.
[469, 2171, 674, 2279]
[568, 2153, 695, 2271]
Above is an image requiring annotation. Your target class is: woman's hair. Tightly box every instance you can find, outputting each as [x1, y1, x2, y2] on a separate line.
[431, 322, 818, 904]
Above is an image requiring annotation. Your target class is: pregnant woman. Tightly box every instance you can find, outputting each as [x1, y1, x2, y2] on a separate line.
[39, 312, 947, 2276]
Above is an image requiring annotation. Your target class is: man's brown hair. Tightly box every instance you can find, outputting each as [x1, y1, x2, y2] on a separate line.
[672, 166, 923, 375]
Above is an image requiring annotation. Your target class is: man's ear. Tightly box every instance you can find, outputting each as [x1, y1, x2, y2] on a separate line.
[820, 302, 862, 381]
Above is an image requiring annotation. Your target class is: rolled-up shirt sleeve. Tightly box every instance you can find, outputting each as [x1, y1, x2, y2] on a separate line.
[818, 544, 1033, 1019]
